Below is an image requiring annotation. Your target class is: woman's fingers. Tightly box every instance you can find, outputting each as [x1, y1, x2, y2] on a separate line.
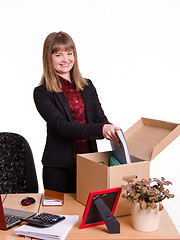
[102, 124, 120, 148]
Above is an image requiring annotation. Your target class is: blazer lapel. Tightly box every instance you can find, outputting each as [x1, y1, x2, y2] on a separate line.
[81, 89, 91, 122]
[56, 92, 72, 121]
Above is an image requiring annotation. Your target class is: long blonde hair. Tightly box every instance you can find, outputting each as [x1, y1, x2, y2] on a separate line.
[40, 31, 88, 92]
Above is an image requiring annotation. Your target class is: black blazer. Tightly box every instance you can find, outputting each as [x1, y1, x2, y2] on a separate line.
[34, 79, 109, 168]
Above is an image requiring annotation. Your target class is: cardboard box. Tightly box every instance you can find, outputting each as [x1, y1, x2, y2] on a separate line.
[76, 118, 180, 217]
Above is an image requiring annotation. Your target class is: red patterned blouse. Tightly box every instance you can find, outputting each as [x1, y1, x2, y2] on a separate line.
[60, 76, 90, 163]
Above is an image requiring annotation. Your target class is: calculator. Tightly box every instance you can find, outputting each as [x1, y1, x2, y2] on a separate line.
[22, 212, 65, 227]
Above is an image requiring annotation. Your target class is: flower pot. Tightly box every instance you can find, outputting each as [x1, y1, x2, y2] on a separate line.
[131, 203, 161, 232]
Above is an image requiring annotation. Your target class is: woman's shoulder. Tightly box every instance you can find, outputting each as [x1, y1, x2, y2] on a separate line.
[84, 78, 99, 94]
[34, 85, 52, 99]
[34, 84, 51, 95]
[83, 78, 95, 90]
[85, 78, 92, 84]
[34, 84, 46, 92]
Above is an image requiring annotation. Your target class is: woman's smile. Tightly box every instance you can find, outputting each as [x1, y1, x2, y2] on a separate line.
[52, 50, 75, 80]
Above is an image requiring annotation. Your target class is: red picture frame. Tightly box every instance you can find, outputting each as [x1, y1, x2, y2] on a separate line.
[80, 187, 122, 229]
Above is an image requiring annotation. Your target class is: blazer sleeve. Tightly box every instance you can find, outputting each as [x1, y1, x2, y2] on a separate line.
[33, 85, 105, 140]
[85, 79, 109, 124]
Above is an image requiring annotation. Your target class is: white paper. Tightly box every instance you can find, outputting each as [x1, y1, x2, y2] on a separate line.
[14, 215, 79, 240]
[43, 198, 63, 206]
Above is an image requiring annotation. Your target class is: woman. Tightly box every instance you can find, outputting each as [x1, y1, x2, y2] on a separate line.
[34, 31, 120, 193]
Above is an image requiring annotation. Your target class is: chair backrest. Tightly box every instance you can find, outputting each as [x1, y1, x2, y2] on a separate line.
[0, 132, 38, 194]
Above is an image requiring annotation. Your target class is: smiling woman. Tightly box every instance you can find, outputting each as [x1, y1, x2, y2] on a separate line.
[33, 31, 120, 193]
[52, 50, 75, 81]
[40, 31, 88, 93]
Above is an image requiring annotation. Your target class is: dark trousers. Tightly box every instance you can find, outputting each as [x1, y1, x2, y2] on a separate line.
[43, 165, 76, 193]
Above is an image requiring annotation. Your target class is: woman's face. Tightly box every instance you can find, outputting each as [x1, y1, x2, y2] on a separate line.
[52, 48, 75, 79]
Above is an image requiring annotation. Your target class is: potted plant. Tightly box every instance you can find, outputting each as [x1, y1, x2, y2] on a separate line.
[121, 177, 174, 232]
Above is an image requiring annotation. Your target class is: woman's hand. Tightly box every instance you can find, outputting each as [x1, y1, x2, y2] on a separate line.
[102, 124, 120, 148]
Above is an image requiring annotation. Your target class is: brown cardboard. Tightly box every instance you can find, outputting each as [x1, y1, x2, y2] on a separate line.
[76, 118, 180, 217]
[124, 117, 180, 161]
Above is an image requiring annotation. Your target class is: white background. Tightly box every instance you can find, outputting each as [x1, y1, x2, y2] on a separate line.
[0, 0, 179, 233]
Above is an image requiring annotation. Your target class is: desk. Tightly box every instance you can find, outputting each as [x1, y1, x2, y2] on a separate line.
[1, 193, 180, 240]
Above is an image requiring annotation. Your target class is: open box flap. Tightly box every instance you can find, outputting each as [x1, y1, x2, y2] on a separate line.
[151, 124, 180, 159]
[124, 118, 180, 162]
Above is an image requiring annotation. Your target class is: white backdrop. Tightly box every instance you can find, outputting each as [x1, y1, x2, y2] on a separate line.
[0, 0, 179, 233]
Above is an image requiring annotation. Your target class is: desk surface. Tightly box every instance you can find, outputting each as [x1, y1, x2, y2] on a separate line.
[1, 193, 180, 240]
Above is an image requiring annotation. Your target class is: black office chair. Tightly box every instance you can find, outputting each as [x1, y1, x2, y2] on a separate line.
[0, 132, 38, 194]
